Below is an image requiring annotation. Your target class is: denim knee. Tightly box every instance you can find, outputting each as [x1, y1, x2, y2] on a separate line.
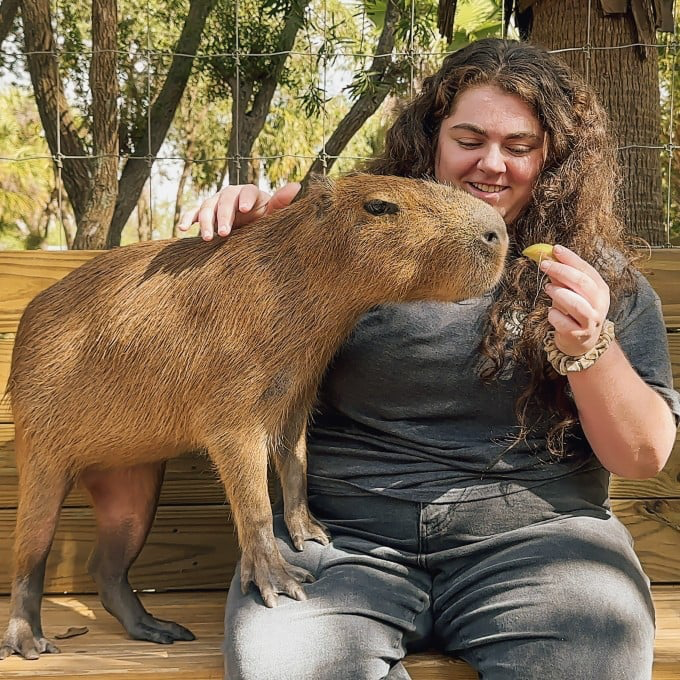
[224, 598, 404, 680]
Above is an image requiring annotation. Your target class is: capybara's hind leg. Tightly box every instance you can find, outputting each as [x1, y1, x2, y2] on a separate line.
[274, 418, 329, 551]
[209, 430, 313, 608]
[0, 440, 72, 660]
[81, 462, 194, 644]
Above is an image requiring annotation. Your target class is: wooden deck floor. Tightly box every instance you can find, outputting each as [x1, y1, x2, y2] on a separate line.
[0, 588, 678, 679]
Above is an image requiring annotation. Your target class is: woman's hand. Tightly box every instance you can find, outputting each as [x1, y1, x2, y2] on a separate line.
[539, 244, 611, 357]
[178, 182, 301, 241]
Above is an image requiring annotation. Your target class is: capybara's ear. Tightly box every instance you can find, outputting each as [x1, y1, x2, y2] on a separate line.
[295, 174, 334, 215]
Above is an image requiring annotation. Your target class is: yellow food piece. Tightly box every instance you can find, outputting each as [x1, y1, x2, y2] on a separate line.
[522, 243, 555, 264]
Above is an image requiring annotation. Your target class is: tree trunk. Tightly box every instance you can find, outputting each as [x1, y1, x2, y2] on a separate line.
[72, 0, 118, 249]
[0, 0, 20, 44]
[529, 0, 665, 244]
[137, 180, 151, 241]
[21, 0, 92, 223]
[303, 0, 400, 181]
[225, 0, 312, 185]
[107, 0, 217, 247]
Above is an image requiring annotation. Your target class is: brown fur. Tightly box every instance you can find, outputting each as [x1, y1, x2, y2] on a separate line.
[1, 173, 507, 658]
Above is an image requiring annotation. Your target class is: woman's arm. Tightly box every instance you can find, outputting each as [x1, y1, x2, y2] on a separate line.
[567, 341, 676, 478]
[541, 245, 676, 478]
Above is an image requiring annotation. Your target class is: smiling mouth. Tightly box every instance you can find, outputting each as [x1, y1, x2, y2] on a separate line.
[468, 182, 507, 193]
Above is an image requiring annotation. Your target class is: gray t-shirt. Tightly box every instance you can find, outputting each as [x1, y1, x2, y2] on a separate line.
[307, 271, 680, 506]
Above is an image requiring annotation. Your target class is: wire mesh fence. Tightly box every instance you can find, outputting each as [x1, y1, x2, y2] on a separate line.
[0, 0, 677, 248]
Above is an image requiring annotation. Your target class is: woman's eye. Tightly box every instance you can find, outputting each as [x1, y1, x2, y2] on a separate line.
[508, 146, 532, 155]
[457, 140, 481, 148]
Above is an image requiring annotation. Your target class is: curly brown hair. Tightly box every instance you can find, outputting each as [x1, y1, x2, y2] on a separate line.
[366, 38, 639, 457]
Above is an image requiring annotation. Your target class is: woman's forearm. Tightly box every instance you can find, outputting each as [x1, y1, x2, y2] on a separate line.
[568, 341, 676, 478]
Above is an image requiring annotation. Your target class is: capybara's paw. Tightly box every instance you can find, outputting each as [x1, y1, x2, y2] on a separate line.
[0, 621, 60, 660]
[127, 615, 195, 644]
[285, 510, 331, 551]
[241, 552, 315, 608]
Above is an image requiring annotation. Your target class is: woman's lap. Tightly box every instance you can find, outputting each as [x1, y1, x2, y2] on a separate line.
[223, 495, 653, 680]
[431, 513, 654, 679]
[223, 514, 432, 680]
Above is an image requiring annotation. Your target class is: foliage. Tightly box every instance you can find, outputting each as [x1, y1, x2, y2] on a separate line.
[0, 88, 54, 249]
[658, 19, 679, 241]
[0, 0, 675, 247]
[446, 0, 506, 51]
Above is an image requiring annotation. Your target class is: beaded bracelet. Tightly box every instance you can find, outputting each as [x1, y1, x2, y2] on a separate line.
[543, 320, 616, 375]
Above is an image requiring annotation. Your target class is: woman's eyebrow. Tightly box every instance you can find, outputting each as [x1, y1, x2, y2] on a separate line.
[450, 123, 542, 142]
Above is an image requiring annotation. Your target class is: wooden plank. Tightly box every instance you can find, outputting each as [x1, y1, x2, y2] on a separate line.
[0, 506, 239, 594]
[0, 251, 100, 333]
[0, 425, 226, 508]
[647, 249, 680, 329]
[612, 499, 680, 583]
[0, 588, 677, 679]
[0, 500, 677, 594]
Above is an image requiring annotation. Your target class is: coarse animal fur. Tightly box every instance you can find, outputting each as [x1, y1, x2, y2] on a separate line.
[0, 173, 507, 659]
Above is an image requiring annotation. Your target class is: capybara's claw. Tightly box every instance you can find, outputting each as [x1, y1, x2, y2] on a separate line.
[127, 616, 195, 644]
[0, 625, 61, 660]
[241, 552, 315, 607]
[286, 512, 331, 551]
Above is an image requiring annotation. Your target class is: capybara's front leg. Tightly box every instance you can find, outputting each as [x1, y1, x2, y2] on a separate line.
[210, 432, 313, 608]
[275, 420, 330, 551]
[81, 463, 195, 644]
[1, 434, 71, 660]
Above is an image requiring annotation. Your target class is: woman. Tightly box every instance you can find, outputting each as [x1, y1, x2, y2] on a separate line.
[180, 39, 679, 680]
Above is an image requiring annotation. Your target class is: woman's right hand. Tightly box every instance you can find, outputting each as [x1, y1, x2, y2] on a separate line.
[177, 182, 301, 241]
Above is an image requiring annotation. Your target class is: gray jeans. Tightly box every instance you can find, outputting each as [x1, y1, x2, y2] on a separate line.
[223, 486, 654, 680]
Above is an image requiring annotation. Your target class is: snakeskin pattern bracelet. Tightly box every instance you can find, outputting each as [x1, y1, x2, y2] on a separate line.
[543, 320, 616, 375]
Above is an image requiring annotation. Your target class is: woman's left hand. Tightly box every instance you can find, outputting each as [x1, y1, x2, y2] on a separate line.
[539, 244, 610, 357]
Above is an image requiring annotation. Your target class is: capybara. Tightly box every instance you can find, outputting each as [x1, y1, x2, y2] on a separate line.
[0, 173, 508, 659]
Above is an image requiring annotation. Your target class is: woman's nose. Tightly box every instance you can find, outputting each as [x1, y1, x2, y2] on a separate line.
[477, 146, 506, 174]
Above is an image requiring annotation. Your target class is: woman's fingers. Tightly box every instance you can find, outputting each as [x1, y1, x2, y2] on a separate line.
[196, 194, 222, 240]
[225, 187, 271, 232]
[538, 245, 612, 355]
[539, 254, 604, 304]
[266, 182, 302, 214]
[544, 283, 593, 328]
[175, 183, 299, 241]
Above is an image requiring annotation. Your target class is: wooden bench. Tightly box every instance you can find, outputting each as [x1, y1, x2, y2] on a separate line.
[1, 249, 679, 679]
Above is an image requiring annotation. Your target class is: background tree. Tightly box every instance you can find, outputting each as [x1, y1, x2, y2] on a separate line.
[18, 0, 216, 248]
[439, 0, 674, 244]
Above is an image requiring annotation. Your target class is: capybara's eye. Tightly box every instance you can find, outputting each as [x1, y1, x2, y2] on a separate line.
[364, 199, 399, 216]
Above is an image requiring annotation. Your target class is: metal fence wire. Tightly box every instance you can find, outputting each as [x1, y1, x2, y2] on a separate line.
[0, 0, 678, 247]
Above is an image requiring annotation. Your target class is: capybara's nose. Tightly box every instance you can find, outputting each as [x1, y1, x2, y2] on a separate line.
[479, 223, 509, 253]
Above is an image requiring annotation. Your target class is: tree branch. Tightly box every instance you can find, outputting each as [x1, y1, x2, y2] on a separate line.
[303, 0, 400, 180]
[226, 0, 311, 183]
[108, 0, 217, 246]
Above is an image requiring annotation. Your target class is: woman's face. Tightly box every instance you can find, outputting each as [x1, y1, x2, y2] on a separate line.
[435, 85, 546, 224]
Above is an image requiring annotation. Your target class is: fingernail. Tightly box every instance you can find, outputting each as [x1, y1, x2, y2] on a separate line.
[553, 244, 563, 254]
[539, 259, 551, 271]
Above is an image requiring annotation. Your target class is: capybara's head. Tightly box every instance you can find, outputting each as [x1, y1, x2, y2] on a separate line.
[297, 173, 508, 303]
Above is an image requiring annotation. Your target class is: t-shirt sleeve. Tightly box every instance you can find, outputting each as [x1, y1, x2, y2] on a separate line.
[610, 271, 680, 426]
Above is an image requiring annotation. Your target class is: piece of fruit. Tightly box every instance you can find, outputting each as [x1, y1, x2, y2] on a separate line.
[522, 243, 555, 264]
